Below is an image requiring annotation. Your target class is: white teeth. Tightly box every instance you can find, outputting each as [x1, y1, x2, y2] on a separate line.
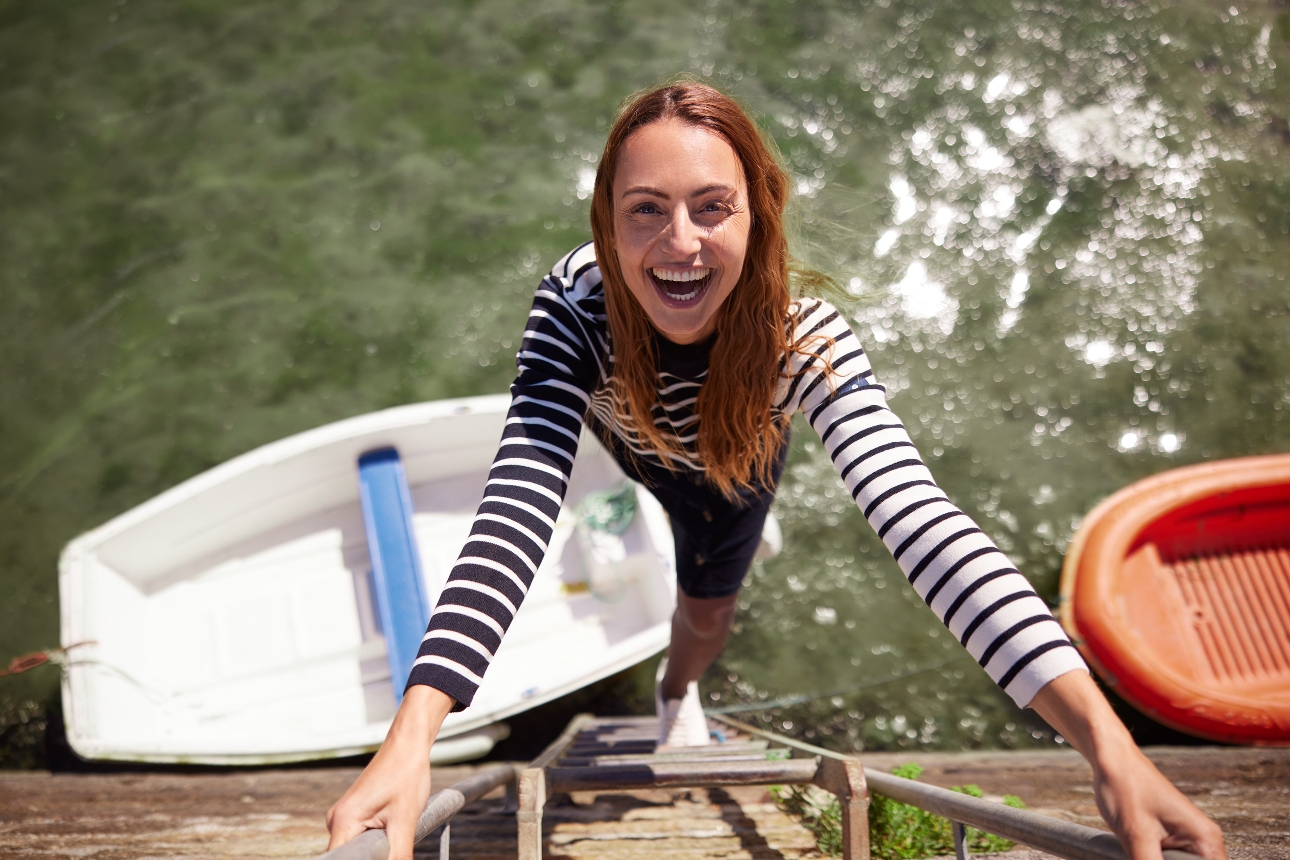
[651, 267, 712, 283]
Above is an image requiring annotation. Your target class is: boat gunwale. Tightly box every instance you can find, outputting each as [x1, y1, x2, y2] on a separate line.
[59, 393, 513, 559]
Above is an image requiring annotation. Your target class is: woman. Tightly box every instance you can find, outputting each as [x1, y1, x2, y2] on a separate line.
[328, 82, 1225, 860]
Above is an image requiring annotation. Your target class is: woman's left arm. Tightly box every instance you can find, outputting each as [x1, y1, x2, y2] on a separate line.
[783, 301, 1226, 860]
[1029, 670, 1227, 860]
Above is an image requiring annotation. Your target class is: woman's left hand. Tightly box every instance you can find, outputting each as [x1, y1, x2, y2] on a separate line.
[1087, 740, 1226, 860]
[1029, 671, 1227, 860]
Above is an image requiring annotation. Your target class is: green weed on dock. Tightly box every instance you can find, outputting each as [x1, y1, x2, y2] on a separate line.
[771, 763, 1025, 858]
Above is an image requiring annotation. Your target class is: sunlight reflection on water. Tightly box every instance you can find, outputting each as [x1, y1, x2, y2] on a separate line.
[1, 0, 1287, 752]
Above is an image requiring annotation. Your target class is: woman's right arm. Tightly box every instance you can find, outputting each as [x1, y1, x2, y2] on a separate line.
[326, 686, 455, 859]
[327, 245, 603, 857]
[403, 244, 602, 710]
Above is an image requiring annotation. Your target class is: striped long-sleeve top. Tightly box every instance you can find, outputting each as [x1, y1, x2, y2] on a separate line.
[407, 242, 1086, 711]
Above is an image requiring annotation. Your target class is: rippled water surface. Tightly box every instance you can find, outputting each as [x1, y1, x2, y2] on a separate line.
[2, 0, 1287, 754]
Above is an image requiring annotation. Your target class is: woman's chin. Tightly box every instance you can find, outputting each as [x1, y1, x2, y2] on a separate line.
[619, 270, 729, 343]
[646, 304, 718, 344]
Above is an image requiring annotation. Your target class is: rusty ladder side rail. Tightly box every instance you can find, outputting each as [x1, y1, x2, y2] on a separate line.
[517, 713, 596, 860]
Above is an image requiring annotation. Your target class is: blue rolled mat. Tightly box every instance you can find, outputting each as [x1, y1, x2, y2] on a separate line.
[358, 447, 430, 704]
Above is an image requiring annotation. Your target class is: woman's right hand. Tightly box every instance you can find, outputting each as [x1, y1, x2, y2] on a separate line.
[326, 685, 456, 860]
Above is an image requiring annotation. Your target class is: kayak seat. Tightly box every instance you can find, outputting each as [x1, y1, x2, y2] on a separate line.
[1144, 485, 1290, 687]
[358, 447, 431, 704]
[1163, 544, 1290, 684]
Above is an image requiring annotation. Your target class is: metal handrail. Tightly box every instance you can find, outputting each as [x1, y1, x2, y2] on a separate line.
[865, 768, 1203, 860]
[710, 715, 1205, 860]
[313, 763, 516, 860]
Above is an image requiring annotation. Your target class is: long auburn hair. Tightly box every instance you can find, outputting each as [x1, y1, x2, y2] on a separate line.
[590, 81, 808, 499]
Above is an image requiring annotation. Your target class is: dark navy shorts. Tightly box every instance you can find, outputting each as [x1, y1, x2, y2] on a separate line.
[592, 421, 790, 599]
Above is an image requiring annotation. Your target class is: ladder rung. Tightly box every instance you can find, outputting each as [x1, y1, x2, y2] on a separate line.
[547, 756, 820, 792]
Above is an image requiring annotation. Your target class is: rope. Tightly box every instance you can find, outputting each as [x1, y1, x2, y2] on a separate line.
[578, 481, 637, 536]
[0, 642, 95, 678]
[706, 655, 970, 715]
[0, 652, 48, 677]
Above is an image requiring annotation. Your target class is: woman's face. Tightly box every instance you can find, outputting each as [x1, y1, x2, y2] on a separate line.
[611, 118, 751, 345]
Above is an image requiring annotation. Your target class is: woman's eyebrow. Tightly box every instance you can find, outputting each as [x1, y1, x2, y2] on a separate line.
[621, 183, 739, 198]
[621, 185, 669, 198]
[689, 183, 738, 197]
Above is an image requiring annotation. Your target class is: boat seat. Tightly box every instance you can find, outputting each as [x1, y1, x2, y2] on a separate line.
[358, 447, 431, 703]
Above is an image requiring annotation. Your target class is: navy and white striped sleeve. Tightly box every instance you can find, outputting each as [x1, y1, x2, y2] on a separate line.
[407, 245, 601, 709]
[780, 299, 1087, 707]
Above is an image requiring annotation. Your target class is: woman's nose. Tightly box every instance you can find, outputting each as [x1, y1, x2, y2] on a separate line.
[662, 207, 703, 256]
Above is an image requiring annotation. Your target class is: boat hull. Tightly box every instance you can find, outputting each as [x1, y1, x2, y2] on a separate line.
[1060, 454, 1290, 745]
[59, 394, 678, 764]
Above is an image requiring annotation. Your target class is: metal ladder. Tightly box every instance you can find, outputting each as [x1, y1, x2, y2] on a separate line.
[316, 710, 1205, 860]
[515, 713, 867, 860]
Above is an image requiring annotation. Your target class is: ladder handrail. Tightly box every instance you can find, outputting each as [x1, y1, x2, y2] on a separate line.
[711, 714, 1204, 860]
[313, 713, 1207, 860]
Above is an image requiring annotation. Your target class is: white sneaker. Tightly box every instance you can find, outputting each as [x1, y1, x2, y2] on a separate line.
[655, 660, 710, 748]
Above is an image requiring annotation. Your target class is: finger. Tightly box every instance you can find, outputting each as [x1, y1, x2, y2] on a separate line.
[1199, 821, 1229, 860]
[1164, 817, 1227, 860]
[1154, 789, 1226, 860]
[327, 806, 371, 851]
[1126, 827, 1166, 860]
[385, 816, 417, 860]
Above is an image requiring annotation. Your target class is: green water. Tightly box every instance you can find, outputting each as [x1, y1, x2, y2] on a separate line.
[2, 0, 1287, 759]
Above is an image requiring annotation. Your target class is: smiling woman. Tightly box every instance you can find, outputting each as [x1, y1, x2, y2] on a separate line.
[592, 89, 799, 503]
[325, 81, 1227, 860]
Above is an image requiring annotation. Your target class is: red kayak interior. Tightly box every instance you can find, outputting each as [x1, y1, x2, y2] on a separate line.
[1063, 455, 1290, 745]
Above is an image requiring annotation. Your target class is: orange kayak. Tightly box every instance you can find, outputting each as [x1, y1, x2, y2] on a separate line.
[1060, 454, 1290, 745]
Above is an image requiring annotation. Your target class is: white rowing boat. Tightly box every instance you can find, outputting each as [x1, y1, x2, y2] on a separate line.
[58, 394, 681, 765]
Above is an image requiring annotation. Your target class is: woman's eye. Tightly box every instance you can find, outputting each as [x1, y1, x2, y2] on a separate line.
[632, 203, 662, 215]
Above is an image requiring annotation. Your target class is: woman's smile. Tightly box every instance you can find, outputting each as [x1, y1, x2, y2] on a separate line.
[650, 266, 713, 305]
